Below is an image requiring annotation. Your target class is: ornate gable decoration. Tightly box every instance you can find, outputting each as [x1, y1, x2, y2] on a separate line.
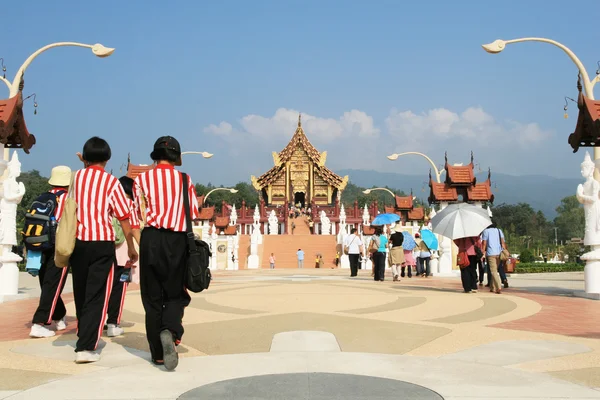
[568, 79, 600, 152]
[251, 114, 348, 191]
[0, 93, 36, 153]
[429, 154, 493, 204]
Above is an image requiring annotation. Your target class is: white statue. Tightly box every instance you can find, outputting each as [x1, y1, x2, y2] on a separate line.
[320, 210, 331, 235]
[339, 204, 346, 225]
[577, 152, 600, 253]
[268, 210, 278, 235]
[362, 204, 370, 226]
[230, 204, 238, 226]
[253, 204, 260, 225]
[210, 224, 217, 239]
[0, 152, 25, 262]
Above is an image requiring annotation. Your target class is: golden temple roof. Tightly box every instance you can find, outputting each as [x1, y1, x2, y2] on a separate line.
[252, 114, 348, 191]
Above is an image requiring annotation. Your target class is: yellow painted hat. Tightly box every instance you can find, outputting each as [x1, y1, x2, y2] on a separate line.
[48, 166, 72, 187]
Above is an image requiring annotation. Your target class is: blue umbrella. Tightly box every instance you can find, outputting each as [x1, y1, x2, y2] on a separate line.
[371, 213, 400, 226]
[419, 229, 438, 251]
[401, 231, 417, 250]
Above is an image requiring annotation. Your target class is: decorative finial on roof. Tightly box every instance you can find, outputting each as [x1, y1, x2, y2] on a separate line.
[470, 151, 474, 164]
[488, 167, 492, 181]
[444, 152, 448, 165]
[127, 153, 131, 165]
[298, 113, 302, 127]
[577, 73, 582, 93]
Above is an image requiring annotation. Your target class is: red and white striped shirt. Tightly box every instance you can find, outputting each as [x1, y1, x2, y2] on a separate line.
[127, 198, 141, 229]
[49, 187, 68, 222]
[74, 166, 131, 241]
[133, 164, 199, 232]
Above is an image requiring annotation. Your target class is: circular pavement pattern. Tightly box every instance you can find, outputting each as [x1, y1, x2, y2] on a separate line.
[178, 372, 444, 399]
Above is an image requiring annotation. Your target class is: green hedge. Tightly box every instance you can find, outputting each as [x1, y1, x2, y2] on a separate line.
[513, 262, 584, 273]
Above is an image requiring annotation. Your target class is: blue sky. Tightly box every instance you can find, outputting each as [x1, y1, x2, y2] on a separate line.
[2, 0, 598, 184]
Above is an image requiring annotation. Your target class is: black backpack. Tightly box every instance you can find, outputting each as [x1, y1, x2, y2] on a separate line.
[22, 190, 65, 252]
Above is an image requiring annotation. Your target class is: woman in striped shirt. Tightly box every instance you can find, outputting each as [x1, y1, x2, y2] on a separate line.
[71, 137, 138, 364]
[133, 136, 199, 371]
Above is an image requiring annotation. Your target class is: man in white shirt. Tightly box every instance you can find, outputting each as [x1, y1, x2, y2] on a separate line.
[344, 228, 363, 277]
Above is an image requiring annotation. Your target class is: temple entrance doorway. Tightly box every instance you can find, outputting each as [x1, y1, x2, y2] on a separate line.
[294, 192, 306, 208]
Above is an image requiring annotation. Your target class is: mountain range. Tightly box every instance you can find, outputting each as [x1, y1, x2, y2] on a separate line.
[335, 169, 579, 219]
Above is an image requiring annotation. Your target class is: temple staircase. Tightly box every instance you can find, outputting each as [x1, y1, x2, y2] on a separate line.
[261, 216, 339, 269]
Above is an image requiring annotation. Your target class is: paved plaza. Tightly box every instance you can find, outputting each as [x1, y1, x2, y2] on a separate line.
[1, 269, 600, 399]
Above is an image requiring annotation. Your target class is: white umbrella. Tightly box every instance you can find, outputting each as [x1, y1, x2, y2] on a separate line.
[430, 203, 492, 240]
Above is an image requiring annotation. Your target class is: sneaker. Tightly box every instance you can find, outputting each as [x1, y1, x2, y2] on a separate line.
[75, 351, 100, 364]
[470, 289, 478, 293]
[30, 324, 55, 338]
[106, 324, 124, 337]
[54, 318, 67, 331]
[160, 329, 178, 371]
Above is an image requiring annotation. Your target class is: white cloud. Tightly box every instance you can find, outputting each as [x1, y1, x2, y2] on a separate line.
[202, 106, 553, 176]
[203, 121, 233, 136]
[207, 108, 379, 142]
[385, 106, 549, 146]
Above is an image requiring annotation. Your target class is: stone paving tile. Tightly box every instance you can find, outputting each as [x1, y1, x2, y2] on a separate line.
[491, 292, 600, 339]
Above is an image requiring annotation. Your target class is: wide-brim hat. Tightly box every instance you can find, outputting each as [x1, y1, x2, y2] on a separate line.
[150, 136, 182, 166]
[48, 166, 72, 187]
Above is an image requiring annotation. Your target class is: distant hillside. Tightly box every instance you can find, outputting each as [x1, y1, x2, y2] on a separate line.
[335, 169, 578, 219]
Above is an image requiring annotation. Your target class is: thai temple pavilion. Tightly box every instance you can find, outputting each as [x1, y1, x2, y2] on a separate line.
[429, 153, 494, 205]
[251, 115, 349, 207]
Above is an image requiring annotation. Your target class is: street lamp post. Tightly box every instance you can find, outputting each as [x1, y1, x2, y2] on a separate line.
[481, 37, 599, 160]
[362, 187, 396, 198]
[1, 42, 115, 97]
[203, 187, 238, 205]
[387, 152, 445, 183]
[181, 151, 213, 158]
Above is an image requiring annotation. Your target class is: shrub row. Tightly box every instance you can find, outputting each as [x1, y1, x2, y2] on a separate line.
[513, 262, 584, 273]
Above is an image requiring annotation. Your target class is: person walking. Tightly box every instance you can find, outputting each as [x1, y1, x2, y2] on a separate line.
[370, 227, 388, 281]
[454, 236, 479, 293]
[269, 253, 276, 269]
[105, 176, 142, 338]
[71, 138, 138, 364]
[481, 222, 506, 294]
[344, 228, 362, 277]
[28, 166, 71, 338]
[133, 136, 199, 371]
[415, 233, 431, 277]
[297, 248, 304, 268]
[291, 221, 296, 235]
[388, 226, 405, 282]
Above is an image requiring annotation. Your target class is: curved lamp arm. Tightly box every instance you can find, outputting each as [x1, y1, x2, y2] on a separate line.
[363, 187, 396, 198]
[181, 151, 213, 158]
[482, 38, 594, 99]
[9, 42, 115, 97]
[592, 74, 600, 91]
[387, 151, 444, 183]
[203, 187, 238, 204]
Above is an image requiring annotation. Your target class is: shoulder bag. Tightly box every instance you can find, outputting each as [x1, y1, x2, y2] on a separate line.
[54, 172, 78, 268]
[368, 235, 380, 254]
[497, 228, 510, 261]
[182, 173, 212, 293]
[344, 235, 356, 255]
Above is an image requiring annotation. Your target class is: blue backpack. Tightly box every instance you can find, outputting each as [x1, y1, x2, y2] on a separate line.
[22, 190, 65, 252]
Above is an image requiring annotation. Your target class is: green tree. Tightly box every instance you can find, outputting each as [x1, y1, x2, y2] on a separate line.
[554, 195, 584, 243]
[196, 182, 259, 212]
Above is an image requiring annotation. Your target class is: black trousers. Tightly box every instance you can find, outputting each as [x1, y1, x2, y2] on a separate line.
[460, 255, 478, 292]
[107, 265, 128, 325]
[349, 254, 360, 277]
[373, 252, 386, 281]
[70, 240, 115, 352]
[477, 258, 487, 284]
[32, 250, 69, 325]
[140, 227, 190, 361]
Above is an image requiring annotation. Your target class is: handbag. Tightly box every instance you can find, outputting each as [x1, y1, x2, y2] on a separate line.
[457, 251, 470, 269]
[368, 236, 379, 254]
[500, 248, 510, 262]
[182, 173, 212, 293]
[54, 173, 78, 268]
[344, 236, 356, 255]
